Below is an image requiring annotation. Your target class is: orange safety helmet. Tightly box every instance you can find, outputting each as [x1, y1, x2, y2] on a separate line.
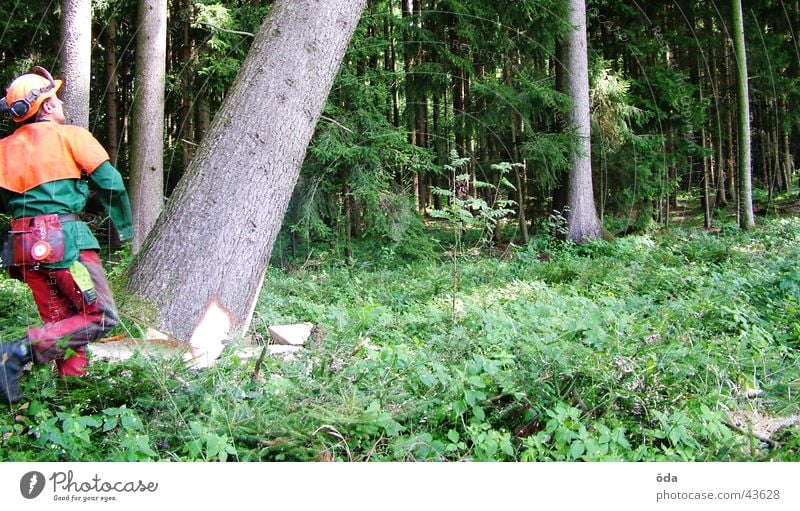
[1, 67, 62, 122]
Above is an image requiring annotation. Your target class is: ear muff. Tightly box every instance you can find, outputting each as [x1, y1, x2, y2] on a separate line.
[0, 66, 59, 121]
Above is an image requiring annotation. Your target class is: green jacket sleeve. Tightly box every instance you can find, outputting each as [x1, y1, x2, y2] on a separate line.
[88, 161, 134, 241]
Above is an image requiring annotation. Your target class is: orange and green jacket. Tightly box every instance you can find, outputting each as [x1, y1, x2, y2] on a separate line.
[0, 121, 134, 268]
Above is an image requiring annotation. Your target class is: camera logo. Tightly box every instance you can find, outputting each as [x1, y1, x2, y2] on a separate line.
[20, 471, 46, 499]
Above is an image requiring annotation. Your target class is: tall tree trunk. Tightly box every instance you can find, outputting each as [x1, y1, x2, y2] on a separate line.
[772, 110, 783, 192]
[727, 102, 737, 203]
[179, 0, 196, 169]
[129, 0, 168, 252]
[384, 4, 395, 126]
[783, 123, 793, 191]
[758, 102, 767, 192]
[562, 0, 602, 242]
[552, 40, 569, 218]
[388, 0, 401, 128]
[699, 64, 712, 229]
[508, 61, 528, 243]
[432, 91, 444, 210]
[343, 178, 353, 261]
[126, 0, 367, 365]
[60, 0, 92, 127]
[772, 119, 783, 193]
[710, 36, 727, 207]
[702, 126, 712, 228]
[732, 0, 755, 229]
[117, 45, 132, 164]
[103, 15, 119, 165]
[413, 0, 429, 213]
[196, 96, 211, 142]
[453, 68, 465, 156]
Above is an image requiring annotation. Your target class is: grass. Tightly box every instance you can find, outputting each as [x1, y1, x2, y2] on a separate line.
[1, 198, 799, 461]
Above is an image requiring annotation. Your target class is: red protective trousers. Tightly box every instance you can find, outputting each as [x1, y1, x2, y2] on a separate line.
[10, 250, 120, 376]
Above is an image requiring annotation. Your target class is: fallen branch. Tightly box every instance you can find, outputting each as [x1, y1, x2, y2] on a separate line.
[724, 419, 780, 450]
[252, 346, 268, 384]
[194, 20, 255, 37]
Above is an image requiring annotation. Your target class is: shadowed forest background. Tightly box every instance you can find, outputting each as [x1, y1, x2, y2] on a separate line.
[0, 0, 799, 461]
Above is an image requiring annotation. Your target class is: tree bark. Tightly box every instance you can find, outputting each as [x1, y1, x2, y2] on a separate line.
[388, 0, 401, 128]
[731, 0, 755, 229]
[126, 0, 367, 364]
[710, 35, 727, 207]
[782, 124, 793, 191]
[562, 0, 602, 242]
[453, 68, 465, 157]
[60, 0, 92, 127]
[178, 0, 197, 169]
[103, 15, 119, 165]
[727, 100, 737, 203]
[196, 95, 211, 142]
[129, 0, 168, 253]
[506, 56, 528, 244]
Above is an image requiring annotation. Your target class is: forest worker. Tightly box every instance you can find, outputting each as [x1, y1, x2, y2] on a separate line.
[0, 66, 133, 404]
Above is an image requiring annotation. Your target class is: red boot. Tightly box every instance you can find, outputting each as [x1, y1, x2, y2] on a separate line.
[57, 348, 87, 377]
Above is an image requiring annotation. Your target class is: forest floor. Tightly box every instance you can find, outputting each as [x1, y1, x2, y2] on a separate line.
[0, 192, 799, 461]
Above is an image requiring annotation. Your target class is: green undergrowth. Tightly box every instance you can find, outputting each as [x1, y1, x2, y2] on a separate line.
[1, 216, 799, 461]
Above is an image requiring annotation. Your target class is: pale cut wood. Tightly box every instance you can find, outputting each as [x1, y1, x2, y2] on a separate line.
[89, 338, 304, 367]
[268, 323, 314, 346]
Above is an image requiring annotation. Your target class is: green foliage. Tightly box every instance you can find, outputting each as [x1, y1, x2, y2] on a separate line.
[429, 152, 517, 247]
[2, 0, 800, 462]
[3, 214, 800, 461]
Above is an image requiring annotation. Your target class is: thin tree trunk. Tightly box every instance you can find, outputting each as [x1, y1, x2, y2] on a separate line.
[727, 103, 737, 203]
[783, 125, 793, 191]
[130, 0, 168, 252]
[60, 0, 92, 127]
[388, 0, 400, 128]
[690, 51, 713, 229]
[414, 0, 428, 214]
[179, 0, 196, 169]
[432, 91, 444, 210]
[552, 40, 569, 218]
[384, 6, 395, 126]
[126, 0, 367, 364]
[562, 0, 602, 242]
[702, 126, 712, 228]
[699, 64, 712, 228]
[732, 0, 755, 229]
[118, 46, 132, 163]
[343, 178, 353, 261]
[772, 111, 783, 192]
[710, 36, 727, 207]
[453, 68, 465, 156]
[103, 15, 119, 165]
[196, 96, 211, 142]
[510, 108, 529, 242]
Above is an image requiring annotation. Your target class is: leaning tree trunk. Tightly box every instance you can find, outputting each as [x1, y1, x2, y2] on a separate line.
[731, 0, 755, 229]
[129, 0, 167, 253]
[126, 0, 367, 364]
[563, 0, 602, 242]
[60, 0, 92, 127]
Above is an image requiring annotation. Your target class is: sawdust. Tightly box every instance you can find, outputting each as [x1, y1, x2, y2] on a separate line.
[725, 409, 800, 441]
